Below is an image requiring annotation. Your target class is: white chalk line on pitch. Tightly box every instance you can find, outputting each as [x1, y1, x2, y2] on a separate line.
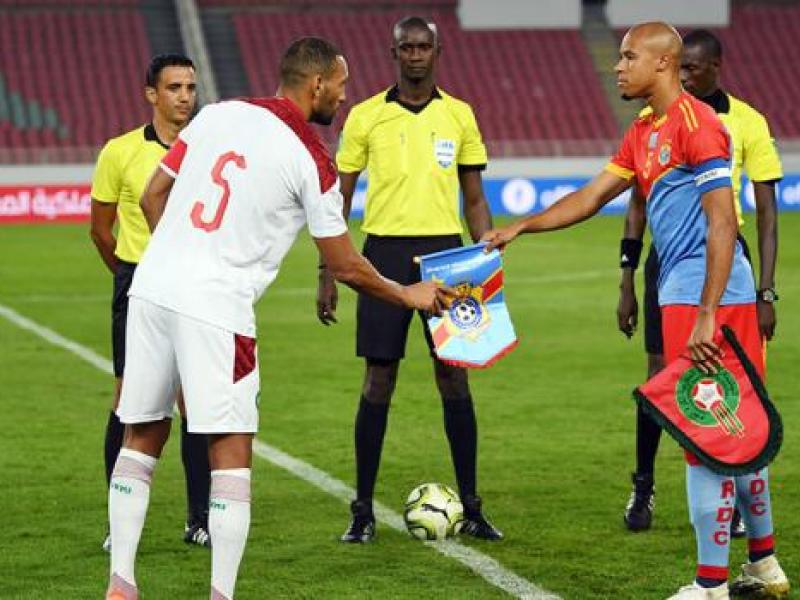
[0, 301, 560, 600]
[4, 269, 617, 304]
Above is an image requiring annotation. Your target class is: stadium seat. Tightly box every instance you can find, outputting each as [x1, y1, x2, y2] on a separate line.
[3, 1, 797, 163]
[614, 4, 800, 138]
[713, 5, 800, 138]
[0, 8, 151, 162]
[231, 8, 619, 155]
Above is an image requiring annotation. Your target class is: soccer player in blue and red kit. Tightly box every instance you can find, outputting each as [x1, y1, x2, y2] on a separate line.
[482, 22, 789, 600]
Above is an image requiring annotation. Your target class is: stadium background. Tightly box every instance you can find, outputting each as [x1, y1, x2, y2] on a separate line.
[1, 1, 799, 599]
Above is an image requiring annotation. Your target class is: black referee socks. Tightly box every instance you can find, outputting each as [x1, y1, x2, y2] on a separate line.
[442, 395, 478, 500]
[354, 396, 390, 502]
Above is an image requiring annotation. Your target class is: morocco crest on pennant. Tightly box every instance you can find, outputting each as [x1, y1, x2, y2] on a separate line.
[675, 368, 745, 438]
[634, 326, 782, 475]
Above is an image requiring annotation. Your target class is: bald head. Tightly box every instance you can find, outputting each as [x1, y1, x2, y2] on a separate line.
[627, 21, 682, 63]
[616, 21, 683, 102]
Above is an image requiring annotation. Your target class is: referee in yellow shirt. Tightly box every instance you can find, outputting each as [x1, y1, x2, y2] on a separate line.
[317, 16, 501, 543]
[616, 29, 783, 533]
[90, 54, 210, 549]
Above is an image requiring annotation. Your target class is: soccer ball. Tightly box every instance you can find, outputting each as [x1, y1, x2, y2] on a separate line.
[453, 302, 478, 325]
[403, 483, 465, 540]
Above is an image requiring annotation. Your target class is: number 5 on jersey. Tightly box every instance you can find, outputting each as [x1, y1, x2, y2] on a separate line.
[191, 151, 247, 232]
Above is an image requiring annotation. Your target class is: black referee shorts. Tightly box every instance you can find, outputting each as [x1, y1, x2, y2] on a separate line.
[111, 260, 137, 377]
[642, 233, 753, 356]
[642, 246, 662, 355]
[356, 234, 462, 361]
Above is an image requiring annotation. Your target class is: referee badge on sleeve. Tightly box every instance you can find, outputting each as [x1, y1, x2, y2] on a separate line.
[434, 138, 456, 168]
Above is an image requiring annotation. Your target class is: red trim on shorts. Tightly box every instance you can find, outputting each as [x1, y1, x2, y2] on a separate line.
[241, 96, 337, 194]
[696, 565, 729, 580]
[685, 451, 703, 465]
[661, 304, 764, 377]
[161, 137, 188, 175]
[233, 334, 256, 383]
[748, 534, 775, 553]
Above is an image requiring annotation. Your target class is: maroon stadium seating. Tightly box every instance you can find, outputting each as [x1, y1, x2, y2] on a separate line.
[614, 5, 800, 139]
[198, 0, 456, 6]
[0, 9, 150, 162]
[713, 5, 800, 139]
[0, 1, 138, 5]
[233, 10, 619, 154]
[2, 2, 798, 162]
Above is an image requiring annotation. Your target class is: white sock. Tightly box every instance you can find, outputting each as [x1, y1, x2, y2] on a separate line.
[209, 468, 251, 600]
[108, 448, 157, 587]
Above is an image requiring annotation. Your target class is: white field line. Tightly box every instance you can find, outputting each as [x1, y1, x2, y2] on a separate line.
[0, 301, 560, 600]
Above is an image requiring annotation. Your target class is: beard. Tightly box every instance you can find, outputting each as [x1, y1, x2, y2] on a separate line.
[310, 108, 335, 126]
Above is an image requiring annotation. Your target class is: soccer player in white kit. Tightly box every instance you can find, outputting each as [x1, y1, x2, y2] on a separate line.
[105, 38, 450, 600]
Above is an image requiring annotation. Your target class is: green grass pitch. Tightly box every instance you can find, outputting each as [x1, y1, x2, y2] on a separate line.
[1, 215, 798, 599]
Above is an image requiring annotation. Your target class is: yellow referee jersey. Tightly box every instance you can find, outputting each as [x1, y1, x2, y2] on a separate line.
[720, 94, 783, 225]
[91, 124, 170, 263]
[337, 86, 487, 236]
[638, 93, 782, 225]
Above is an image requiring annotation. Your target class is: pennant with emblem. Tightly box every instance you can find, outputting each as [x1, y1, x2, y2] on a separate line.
[633, 325, 782, 475]
[418, 243, 518, 368]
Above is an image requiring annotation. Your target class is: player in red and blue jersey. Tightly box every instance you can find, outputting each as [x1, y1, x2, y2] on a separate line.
[483, 22, 789, 600]
[607, 93, 755, 310]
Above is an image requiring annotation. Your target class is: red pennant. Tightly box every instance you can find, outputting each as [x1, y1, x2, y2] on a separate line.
[634, 326, 782, 475]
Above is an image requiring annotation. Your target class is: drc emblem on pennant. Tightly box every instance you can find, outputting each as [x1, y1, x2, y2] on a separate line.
[446, 283, 490, 339]
[418, 243, 518, 368]
[634, 325, 782, 475]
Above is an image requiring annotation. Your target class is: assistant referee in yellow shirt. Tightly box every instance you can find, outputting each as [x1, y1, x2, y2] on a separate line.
[617, 29, 783, 534]
[90, 54, 211, 549]
[317, 16, 502, 543]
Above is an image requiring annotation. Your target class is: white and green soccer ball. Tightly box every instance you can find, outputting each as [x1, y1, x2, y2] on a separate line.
[403, 483, 465, 540]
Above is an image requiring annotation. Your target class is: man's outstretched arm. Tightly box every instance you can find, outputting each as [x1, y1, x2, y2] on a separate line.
[482, 170, 632, 251]
[314, 232, 452, 314]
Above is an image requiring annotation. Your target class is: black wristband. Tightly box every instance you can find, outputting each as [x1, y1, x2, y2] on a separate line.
[620, 238, 643, 270]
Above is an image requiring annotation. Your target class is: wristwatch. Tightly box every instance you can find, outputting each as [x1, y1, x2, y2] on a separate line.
[757, 288, 779, 303]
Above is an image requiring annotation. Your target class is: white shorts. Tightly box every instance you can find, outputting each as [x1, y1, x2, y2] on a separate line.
[117, 297, 260, 434]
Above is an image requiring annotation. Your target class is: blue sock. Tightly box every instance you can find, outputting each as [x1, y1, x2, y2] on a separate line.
[687, 464, 733, 584]
[735, 468, 776, 562]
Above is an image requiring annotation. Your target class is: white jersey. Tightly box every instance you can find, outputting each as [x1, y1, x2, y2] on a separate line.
[129, 98, 347, 336]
